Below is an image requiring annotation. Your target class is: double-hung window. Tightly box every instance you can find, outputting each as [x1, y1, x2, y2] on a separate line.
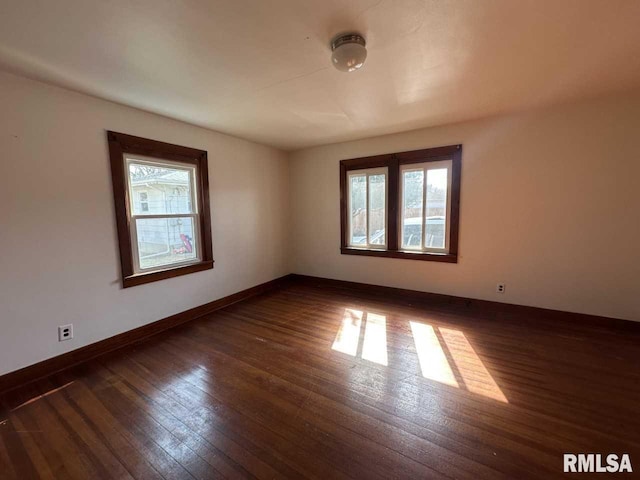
[340, 145, 461, 263]
[400, 160, 452, 253]
[108, 131, 214, 287]
[126, 156, 200, 273]
[347, 168, 388, 249]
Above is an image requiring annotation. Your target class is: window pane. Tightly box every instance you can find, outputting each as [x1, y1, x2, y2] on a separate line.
[349, 175, 367, 245]
[128, 161, 194, 215]
[368, 174, 386, 245]
[135, 217, 197, 270]
[425, 168, 448, 249]
[402, 170, 424, 249]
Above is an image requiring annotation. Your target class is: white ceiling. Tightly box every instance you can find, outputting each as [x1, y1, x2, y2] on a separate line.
[1, 0, 640, 150]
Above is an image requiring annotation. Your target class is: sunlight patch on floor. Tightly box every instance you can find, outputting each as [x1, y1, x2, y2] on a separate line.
[362, 313, 388, 366]
[409, 321, 459, 388]
[439, 327, 508, 403]
[331, 308, 508, 403]
[332, 308, 363, 356]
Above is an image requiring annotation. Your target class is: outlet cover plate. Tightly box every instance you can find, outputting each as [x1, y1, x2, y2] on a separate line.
[58, 324, 73, 341]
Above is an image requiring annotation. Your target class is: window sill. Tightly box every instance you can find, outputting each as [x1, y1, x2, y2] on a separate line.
[123, 260, 214, 288]
[340, 247, 457, 263]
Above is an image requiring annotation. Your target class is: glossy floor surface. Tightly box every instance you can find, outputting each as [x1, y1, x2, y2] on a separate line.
[1, 283, 639, 479]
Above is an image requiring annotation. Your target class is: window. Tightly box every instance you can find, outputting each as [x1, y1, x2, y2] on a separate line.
[400, 161, 451, 252]
[347, 168, 387, 248]
[340, 145, 461, 263]
[108, 131, 213, 287]
[138, 192, 149, 212]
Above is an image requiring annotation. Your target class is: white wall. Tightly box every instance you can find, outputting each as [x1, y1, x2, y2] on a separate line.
[289, 90, 640, 322]
[0, 71, 289, 375]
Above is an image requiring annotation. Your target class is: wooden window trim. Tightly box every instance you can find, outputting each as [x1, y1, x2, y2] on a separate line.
[107, 131, 214, 288]
[340, 144, 461, 263]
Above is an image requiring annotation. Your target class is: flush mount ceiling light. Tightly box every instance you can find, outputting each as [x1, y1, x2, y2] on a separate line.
[331, 33, 367, 72]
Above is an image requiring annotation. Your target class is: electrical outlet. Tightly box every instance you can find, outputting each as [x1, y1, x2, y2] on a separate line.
[58, 324, 73, 341]
[496, 283, 506, 294]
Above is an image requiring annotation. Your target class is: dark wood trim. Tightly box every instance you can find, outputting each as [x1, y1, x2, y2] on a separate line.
[395, 144, 460, 162]
[107, 131, 206, 163]
[339, 161, 347, 253]
[339, 145, 461, 263]
[107, 132, 134, 280]
[122, 260, 214, 288]
[0, 276, 292, 395]
[107, 131, 214, 288]
[199, 151, 214, 267]
[386, 156, 400, 251]
[340, 247, 457, 262]
[289, 274, 640, 333]
[340, 153, 394, 170]
[448, 146, 462, 256]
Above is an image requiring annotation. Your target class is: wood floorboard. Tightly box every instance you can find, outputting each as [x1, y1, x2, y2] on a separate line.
[101, 355, 314, 480]
[204, 305, 635, 444]
[1, 283, 639, 479]
[173, 316, 569, 477]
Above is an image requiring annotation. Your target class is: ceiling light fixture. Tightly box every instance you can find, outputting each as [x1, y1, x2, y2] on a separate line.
[331, 33, 367, 72]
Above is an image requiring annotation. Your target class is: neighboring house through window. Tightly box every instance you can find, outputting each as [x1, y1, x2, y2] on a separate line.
[139, 191, 149, 212]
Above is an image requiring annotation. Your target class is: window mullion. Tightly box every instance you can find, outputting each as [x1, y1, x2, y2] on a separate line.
[130, 217, 140, 273]
[190, 167, 198, 214]
[421, 168, 427, 251]
[384, 171, 388, 248]
[365, 173, 370, 247]
[348, 177, 352, 246]
[445, 166, 452, 252]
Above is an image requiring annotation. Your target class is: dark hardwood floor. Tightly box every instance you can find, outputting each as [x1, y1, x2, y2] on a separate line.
[1, 282, 639, 479]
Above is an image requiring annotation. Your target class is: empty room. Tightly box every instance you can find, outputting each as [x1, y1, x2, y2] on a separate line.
[1, 0, 639, 478]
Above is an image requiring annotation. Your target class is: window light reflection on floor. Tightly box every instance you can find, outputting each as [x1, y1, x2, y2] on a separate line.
[439, 327, 508, 403]
[332, 309, 388, 366]
[362, 312, 388, 366]
[332, 308, 363, 356]
[409, 321, 459, 388]
[332, 308, 508, 403]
